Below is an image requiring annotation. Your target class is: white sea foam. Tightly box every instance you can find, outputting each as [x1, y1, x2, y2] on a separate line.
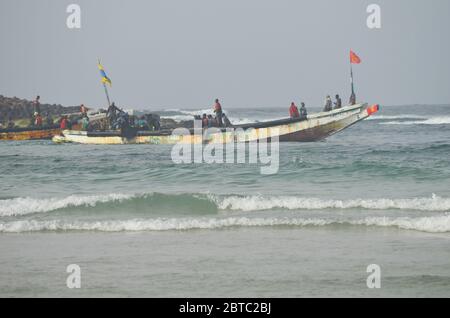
[1, 193, 450, 217]
[1, 215, 448, 233]
[213, 194, 450, 212]
[380, 116, 450, 125]
[0, 194, 136, 217]
[368, 114, 426, 121]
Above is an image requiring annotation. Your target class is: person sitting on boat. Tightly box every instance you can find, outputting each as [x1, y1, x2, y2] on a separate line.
[107, 102, 121, 127]
[202, 113, 209, 128]
[7, 120, 15, 129]
[207, 114, 216, 127]
[300, 102, 308, 119]
[60, 116, 69, 130]
[81, 115, 90, 131]
[33, 95, 41, 115]
[34, 112, 43, 127]
[137, 116, 149, 130]
[349, 92, 356, 105]
[222, 114, 232, 127]
[323, 95, 332, 112]
[334, 94, 342, 109]
[289, 102, 300, 118]
[145, 114, 161, 131]
[45, 112, 53, 127]
[213, 99, 223, 127]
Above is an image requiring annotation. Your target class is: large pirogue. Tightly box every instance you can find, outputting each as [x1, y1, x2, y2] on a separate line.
[53, 103, 379, 145]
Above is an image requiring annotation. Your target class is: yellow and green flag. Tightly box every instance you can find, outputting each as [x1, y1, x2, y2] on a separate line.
[97, 61, 112, 86]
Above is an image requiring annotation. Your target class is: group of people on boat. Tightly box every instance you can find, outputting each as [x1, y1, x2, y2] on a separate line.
[322, 94, 343, 112]
[289, 102, 308, 119]
[323, 92, 358, 112]
[103, 102, 161, 134]
[194, 99, 232, 128]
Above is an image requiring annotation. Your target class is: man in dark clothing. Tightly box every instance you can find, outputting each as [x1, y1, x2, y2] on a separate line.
[222, 114, 232, 127]
[45, 113, 53, 127]
[300, 103, 308, 119]
[349, 92, 356, 105]
[323, 95, 333, 112]
[334, 94, 342, 109]
[202, 113, 209, 128]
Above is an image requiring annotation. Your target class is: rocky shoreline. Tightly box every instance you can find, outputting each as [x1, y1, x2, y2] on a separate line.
[0, 95, 81, 122]
[0, 95, 193, 130]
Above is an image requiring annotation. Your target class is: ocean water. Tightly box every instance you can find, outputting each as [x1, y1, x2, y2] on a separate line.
[0, 104, 449, 297]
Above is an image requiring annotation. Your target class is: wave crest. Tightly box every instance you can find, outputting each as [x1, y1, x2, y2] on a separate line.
[1, 193, 450, 217]
[214, 194, 450, 212]
[1, 215, 449, 233]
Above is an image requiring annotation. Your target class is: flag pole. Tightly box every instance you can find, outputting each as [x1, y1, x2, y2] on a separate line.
[103, 82, 111, 107]
[98, 58, 111, 107]
[350, 63, 355, 97]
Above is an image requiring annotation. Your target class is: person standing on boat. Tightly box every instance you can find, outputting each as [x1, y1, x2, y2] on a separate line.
[60, 116, 69, 130]
[323, 95, 332, 112]
[7, 117, 15, 129]
[107, 102, 119, 127]
[33, 95, 41, 115]
[45, 112, 53, 127]
[349, 92, 356, 105]
[202, 113, 209, 128]
[34, 112, 43, 127]
[300, 102, 308, 119]
[334, 94, 342, 109]
[213, 99, 223, 127]
[81, 115, 90, 131]
[289, 102, 300, 118]
[80, 104, 88, 115]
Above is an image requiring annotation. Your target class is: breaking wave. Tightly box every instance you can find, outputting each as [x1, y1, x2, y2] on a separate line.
[1, 214, 449, 233]
[213, 194, 450, 212]
[1, 193, 450, 217]
[0, 194, 136, 217]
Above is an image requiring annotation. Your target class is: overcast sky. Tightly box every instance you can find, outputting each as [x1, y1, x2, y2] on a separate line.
[1, 0, 449, 109]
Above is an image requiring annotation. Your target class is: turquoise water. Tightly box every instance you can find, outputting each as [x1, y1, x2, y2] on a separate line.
[0, 105, 449, 297]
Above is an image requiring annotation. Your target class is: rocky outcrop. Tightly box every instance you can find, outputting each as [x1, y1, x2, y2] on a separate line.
[0, 95, 80, 121]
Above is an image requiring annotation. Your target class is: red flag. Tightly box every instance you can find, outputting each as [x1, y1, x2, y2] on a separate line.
[350, 50, 361, 64]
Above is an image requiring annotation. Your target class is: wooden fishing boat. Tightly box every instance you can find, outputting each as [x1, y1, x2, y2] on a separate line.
[0, 126, 62, 141]
[53, 103, 379, 145]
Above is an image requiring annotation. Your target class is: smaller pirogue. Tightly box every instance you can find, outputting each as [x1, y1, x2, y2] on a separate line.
[0, 126, 62, 141]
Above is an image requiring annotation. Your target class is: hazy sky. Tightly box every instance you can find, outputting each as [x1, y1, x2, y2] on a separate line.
[1, 0, 449, 109]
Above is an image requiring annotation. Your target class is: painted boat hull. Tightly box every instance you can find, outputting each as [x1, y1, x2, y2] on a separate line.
[53, 103, 379, 145]
[0, 128, 62, 141]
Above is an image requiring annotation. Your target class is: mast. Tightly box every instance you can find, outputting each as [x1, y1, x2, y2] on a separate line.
[103, 82, 111, 107]
[350, 63, 355, 97]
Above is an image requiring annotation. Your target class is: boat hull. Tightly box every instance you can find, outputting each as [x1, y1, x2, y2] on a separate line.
[53, 103, 379, 145]
[0, 128, 62, 141]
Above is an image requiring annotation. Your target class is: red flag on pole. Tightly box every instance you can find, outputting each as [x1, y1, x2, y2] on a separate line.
[350, 50, 361, 64]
